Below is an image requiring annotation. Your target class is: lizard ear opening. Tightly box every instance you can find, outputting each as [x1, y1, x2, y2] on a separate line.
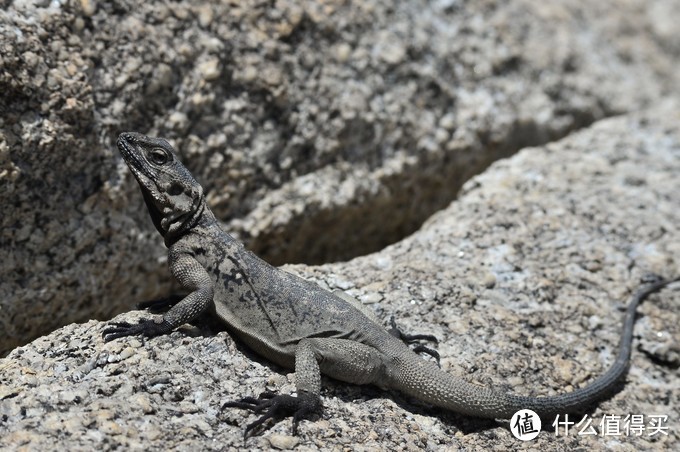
[168, 183, 184, 196]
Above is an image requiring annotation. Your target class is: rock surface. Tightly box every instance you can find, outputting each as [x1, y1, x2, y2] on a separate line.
[3, 0, 680, 353]
[1, 106, 678, 450]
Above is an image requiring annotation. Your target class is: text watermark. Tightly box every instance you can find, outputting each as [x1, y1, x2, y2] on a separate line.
[510, 410, 670, 440]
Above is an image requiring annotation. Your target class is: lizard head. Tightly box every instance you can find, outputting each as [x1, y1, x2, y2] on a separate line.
[117, 132, 205, 240]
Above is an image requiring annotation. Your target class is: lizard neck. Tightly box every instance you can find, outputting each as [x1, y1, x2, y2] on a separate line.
[163, 199, 215, 247]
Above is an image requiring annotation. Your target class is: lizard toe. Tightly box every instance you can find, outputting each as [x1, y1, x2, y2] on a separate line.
[224, 390, 320, 438]
[102, 318, 170, 341]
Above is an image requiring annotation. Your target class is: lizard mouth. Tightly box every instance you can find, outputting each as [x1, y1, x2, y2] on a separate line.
[117, 134, 156, 181]
[117, 133, 169, 234]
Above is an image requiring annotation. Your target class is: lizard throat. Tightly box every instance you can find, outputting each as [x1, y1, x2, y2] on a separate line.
[162, 199, 206, 246]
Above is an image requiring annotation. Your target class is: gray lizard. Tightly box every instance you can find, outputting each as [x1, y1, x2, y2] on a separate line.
[103, 132, 678, 437]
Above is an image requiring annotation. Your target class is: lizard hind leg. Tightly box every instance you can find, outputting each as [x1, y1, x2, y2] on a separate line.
[331, 290, 441, 365]
[223, 339, 323, 437]
[223, 338, 387, 437]
[388, 316, 441, 366]
[223, 390, 319, 438]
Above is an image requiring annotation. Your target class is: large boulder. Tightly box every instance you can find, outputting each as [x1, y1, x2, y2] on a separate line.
[2, 0, 680, 355]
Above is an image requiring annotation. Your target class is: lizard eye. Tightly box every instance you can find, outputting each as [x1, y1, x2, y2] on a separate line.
[148, 148, 170, 165]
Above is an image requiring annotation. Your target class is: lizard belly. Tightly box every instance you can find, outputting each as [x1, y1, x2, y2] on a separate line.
[212, 298, 297, 369]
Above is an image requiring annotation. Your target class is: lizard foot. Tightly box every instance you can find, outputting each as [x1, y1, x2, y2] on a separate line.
[102, 318, 171, 341]
[389, 316, 441, 366]
[222, 390, 320, 438]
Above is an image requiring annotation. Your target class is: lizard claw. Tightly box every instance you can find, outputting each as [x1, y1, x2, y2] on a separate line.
[222, 390, 320, 438]
[389, 316, 441, 366]
[411, 344, 441, 365]
[102, 318, 170, 341]
[389, 316, 439, 344]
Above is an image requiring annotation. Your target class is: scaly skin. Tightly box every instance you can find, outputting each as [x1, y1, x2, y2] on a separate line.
[103, 132, 678, 437]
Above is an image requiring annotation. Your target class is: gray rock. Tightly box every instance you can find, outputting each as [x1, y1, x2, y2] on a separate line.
[1, 106, 678, 450]
[3, 1, 680, 353]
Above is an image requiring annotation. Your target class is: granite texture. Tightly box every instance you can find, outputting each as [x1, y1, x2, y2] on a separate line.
[1, 106, 678, 450]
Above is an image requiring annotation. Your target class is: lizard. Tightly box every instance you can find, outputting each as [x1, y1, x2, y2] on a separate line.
[103, 131, 679, 437]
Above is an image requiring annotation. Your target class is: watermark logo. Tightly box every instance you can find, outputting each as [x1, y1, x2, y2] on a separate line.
[510, 409, 541, 441]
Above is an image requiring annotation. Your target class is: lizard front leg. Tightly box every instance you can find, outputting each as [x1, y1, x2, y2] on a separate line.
[103, 251, 214, 341]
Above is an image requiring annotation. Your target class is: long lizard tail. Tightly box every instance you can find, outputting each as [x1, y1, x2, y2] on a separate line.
[389, 277, 678, 419]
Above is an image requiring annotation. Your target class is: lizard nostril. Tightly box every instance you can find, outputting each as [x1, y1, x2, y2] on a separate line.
[119, 133, 136, 145]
